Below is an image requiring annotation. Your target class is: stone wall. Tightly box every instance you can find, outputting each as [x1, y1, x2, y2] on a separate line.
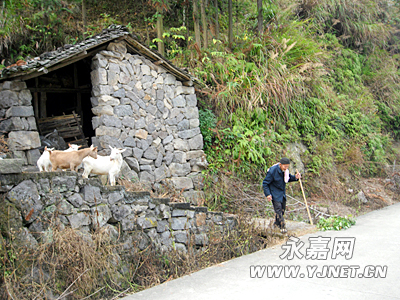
[0, 81, 41, 165]
[0, 172, 236, 253]
[90, 42, 207, 197]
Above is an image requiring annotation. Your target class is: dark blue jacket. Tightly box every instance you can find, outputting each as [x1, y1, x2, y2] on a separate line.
[262, 164, 298, 203]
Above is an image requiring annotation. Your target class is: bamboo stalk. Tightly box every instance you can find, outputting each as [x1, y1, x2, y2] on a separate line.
[296, 169, 313, 225]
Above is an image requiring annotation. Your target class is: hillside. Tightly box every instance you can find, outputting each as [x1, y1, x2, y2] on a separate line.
[1, 0, 400, 298]
[1, 0, 400, 215]
[2, 0, 400, 214]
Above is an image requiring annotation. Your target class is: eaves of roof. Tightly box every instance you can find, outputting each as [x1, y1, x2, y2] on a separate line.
[0, 25, 204, 89]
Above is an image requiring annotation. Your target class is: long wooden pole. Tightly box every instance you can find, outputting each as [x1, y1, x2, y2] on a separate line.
[297, 169, 313, 225]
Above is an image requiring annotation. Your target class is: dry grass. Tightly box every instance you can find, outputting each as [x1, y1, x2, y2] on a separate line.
[0, 135, 9, 154]
[0, 211, 273, 299]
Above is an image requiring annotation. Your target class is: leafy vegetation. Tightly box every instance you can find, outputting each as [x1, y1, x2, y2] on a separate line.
[317, 215, 356, 231]
[1, 0, 398, 207]
[1, 0, 399, 297]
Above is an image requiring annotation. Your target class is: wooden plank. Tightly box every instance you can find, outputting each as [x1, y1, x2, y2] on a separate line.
[37, 112, 87, 146]
[72, 110, 88, 147]
[40, 92, 47, 118]
[28, 87, 91, 93]
[74, 64, 82, 123]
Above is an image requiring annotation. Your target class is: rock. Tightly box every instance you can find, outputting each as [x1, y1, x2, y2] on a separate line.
[170, 217, 191, 230]
[171, 209, 195, 218]
[110, 204, 131, 222]
[164, 74, 176, 85]
[0, 118, 25, 132]
[67, 193, 84, 207]
[183, 190, 206, 206]
[172, 95, 186, 107]
[137, 216, 157, 229]
[154, 164, 170, 182]
[5, 106, 34, 118]
[141, 65, 151, 76]
[174, 230, 188, 244]
[92, 105, 114, 116]
[95, 126, 121, 138]
[52, 176, 77, 193]
[84, 185, 102, 206]
[98, 135, 124, 149]
[186, 94, 197, 107]
[163, 135, 174, 145]
[185, 107, 199, 119]
[195, 233, 209, 246]
[135, 129, 148, 139]
[122, 116, 135, 128]
[357, 191, 368, 204]
[101, 224, 120, 242]
[91, 68, 107, 85]
[189, 119, 199, 128]
[144, 146, 158, 160]
[91, 205, 112, 229]
[18, 89, 32, 105]
[108, 70, 119, 86]
[8, 131, 40, 150]
[286, 143, 307, 174]
[125, 157, 140, 173]
[0, 90, 19, 108]
[169, 163, 191, 176]
[173, 139, 189, 151]
[67, 212, 91, 229]
[0, 159, 23, 174]
[188, 134, 204, 150]
[13, 227, 38, 249]
[101, 115, 122, 128]
[186, 150, 205, 160]
[178, 128, 201, 139]
[133, 147, 144, 159]
[107, 190, 125, 205]
[0, 201, 23, 235]
[168, 177, 194, 190]
[114, 105, 133, 117]
[7, 180, 42, 224]
[139, 171, 155, 182]
[157, 220, 169, 233]
[57, 199, 74, 215]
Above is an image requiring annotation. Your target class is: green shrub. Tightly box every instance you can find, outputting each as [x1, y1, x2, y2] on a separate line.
[199, 109, 217, 150]
[317, 215, 356, 231]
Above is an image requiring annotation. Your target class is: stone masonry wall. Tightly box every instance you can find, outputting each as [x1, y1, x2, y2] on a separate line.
[0, 172, 236, 254]
[90, 42, 207, 198]
[0, 81, 41, 164]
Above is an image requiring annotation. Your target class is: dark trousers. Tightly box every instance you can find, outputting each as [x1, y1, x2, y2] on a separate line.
[272, 198, 286, 229]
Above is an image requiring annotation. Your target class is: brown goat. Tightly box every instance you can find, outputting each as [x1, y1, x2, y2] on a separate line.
[49, 145, 98, 172]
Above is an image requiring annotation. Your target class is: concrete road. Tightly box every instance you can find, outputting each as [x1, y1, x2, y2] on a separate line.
[122, 202, 400, 300]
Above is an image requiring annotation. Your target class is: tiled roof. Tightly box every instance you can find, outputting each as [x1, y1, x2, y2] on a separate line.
[1, 25, 129, 80]
[0, 25, 202, 88]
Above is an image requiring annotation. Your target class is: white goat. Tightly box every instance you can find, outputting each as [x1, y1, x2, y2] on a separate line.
[37, 146, 54, 172]
[65, 143, 82, 152]
[82, 146, 126, 186]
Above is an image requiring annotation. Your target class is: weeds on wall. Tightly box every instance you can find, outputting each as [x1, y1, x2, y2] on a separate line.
[0, 214, 271, 299]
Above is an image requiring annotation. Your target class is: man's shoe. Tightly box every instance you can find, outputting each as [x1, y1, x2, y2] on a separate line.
[280, 228, 287, 234]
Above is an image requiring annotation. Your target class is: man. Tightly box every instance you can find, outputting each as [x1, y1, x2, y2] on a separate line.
[262, 157, 301, 233]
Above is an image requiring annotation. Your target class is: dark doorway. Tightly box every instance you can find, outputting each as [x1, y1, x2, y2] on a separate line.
[27, 58, 95, 146]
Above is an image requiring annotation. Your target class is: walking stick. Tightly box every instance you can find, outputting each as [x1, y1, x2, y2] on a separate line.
[296, 169, 313, 225]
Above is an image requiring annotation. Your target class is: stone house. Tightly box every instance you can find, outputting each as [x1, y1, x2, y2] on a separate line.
[0, 25, 207, 200]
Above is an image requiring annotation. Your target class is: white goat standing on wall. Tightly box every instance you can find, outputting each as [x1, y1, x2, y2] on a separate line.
[82, 146, 126, 186]
[37, 146, 54, 172]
